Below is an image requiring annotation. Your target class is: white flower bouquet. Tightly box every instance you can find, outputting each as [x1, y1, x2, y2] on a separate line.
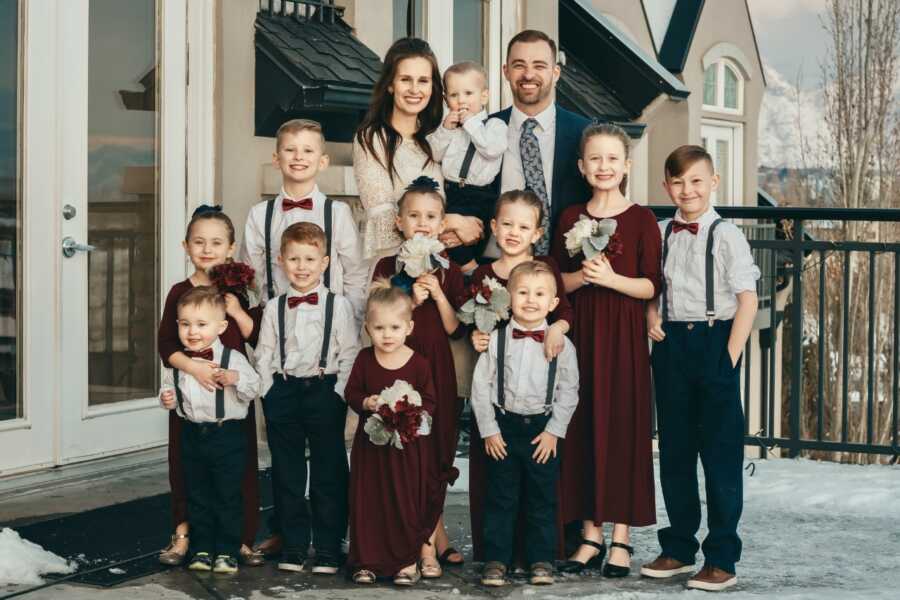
[563, 214, 622, 259]
[396, 234, 449, 278]
[363, 380, 432, 450]
[456, 276, 511, 333]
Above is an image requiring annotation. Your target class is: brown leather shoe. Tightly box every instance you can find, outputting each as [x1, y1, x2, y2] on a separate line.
[640, 555, 694, 578]
[253, 534, 283, 558]
[686, 565, 737, 591]
[481, 561, 507, 587]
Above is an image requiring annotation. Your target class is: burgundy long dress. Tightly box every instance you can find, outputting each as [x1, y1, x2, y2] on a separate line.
[158, 279, 263, 547]
[551, 204, 662, 527]
[372, 257, 466, 507]
[345, 347, 440, 576]
[467, 255, 573, 561]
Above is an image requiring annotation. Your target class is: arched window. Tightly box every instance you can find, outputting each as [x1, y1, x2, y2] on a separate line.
[702, 58, 743, 113]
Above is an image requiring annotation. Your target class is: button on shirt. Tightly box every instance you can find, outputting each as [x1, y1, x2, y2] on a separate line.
[428, 110, 508, 186]
[500, 104, 556, 202]
[160, 339, 260, 423]
[254, 283, 360, 399]
[470, 319, 579, 440]
[240, 185, 368, 324]
[659, 206, 761, 321]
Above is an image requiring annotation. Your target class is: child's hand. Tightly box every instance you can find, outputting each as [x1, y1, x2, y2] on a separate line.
[212, 368, 240, 387]
[531, 431, 558, 464]
[223, 293, 246, 319]
[648, 310, 665, 342]
[160, 389, 177, 410]
[439, 231, 463, 248]
[543, 323, 566, 360]
[188, 359, 222, 391]
[454, 216, 484, 245]
[416, 273, 444, 301]
[484, 433, 507, 460]
[458, 106, 473, 124]
[442, 110, 461, 129]
[582, 256, 616, 288]
[411, 282, 430, 306]
[362, 395, 379, 411]
[471, 330, 490, 352]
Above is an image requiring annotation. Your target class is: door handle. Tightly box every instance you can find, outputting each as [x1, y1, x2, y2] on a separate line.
[62, 236, 96, 258]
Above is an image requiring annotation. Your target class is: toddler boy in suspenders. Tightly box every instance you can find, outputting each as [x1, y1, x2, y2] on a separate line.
[254, 222, 360, 575]
[641, 146, 760, 592]
[469, 261, 579, 587]
[428, 61, 508, 271]
[158, 286, 261, 574]
[241, 118, 367, 323]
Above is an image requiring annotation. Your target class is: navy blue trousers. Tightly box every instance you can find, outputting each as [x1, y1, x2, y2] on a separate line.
[181, 419, 246, 558]
[262, 374, 348, 559]
[483, 410, 559, 566]
[651, 320, 744, 574]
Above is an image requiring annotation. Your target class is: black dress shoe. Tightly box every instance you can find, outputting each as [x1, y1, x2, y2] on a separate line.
[558, 539, 606, 574]
[602, 541, 634, 578]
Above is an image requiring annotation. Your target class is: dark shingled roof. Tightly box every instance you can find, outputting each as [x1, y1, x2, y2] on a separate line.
[557, 54, 646, 139]
[560, 0, 689, 125]
[255, 8, 382, 141]
[657, 0, 705, 74]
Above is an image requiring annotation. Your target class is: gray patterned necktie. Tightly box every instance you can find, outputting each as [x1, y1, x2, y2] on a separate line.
[519, 118, 551, 254]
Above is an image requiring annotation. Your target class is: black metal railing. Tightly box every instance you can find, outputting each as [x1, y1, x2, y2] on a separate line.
[648, 205, 900, 461]
[258, 0, 343, 22]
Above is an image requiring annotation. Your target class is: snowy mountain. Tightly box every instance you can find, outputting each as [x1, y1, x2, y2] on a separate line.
[758, 65, 827, 169]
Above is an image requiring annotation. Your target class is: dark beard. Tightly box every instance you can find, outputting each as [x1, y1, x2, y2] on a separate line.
[513, 80, 551, 105]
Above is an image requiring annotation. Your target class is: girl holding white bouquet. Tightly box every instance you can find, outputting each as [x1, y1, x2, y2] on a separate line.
[550, 123, 662, 577]
[345, 282, 439, 585]
[371, 175, 467, 571]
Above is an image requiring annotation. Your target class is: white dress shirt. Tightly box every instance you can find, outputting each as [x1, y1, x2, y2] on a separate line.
[160, 339, 259, 423]
[240, 185, 367, 324]
[658, 206, 761, 321]
[470, 318, 579, 440]
[254, 283, 360, 399]
[499, 103, 556, 203]
[428, 110, 508, 186]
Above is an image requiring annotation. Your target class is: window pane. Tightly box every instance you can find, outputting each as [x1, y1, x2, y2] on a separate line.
[453, 0, 485, 64]
[716, 139, 731, 205]
[87, 0, 159, 406]
[393, 0, 423, 39]
[724, 65, 739, 109]
[0, 0, 19, 421]
[703, 65, 717, 105]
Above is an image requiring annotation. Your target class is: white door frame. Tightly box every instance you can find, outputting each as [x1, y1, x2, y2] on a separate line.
[1, 0, 189, 475]
[701, 118, 744, 207]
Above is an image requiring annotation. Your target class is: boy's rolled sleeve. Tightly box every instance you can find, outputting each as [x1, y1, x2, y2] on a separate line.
[232, 353, 261, 404]
[470, 337, 501, 439]
[722, 226, 761, 295]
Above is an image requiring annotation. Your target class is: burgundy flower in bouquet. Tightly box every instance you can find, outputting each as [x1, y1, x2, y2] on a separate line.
[604, 232, 624, 259]
[209, 261, 256, 304]
[364, 380, 432, 449]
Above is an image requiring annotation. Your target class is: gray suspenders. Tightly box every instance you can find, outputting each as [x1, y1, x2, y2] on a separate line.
[264, 197, 334, 301]
[173, 346, 232, 421]
[457, 118, 489, 187]
[495, 324, 559, 415]
[276, 291, 335, 377]
[661, 218, 723, 325]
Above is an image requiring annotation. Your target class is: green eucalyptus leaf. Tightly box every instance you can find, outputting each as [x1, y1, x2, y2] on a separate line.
[475, 309, 498, 333]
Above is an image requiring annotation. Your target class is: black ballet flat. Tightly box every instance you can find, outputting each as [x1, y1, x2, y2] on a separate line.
[558, 539, 606, 574]
[602, 541, 634, 578]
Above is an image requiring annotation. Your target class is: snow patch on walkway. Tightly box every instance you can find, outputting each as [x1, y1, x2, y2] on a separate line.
[0, 527, 76, 585]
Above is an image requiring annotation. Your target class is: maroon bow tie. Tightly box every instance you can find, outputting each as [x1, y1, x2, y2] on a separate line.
[513, 328, 545, 343]
[288, 292, 318, 308]
[185, 348, 214, 361]
[282, 197, 313, 211]
[672, 220, 699, 235]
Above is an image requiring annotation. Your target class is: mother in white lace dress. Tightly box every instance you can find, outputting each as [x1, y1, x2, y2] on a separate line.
[352, 37, 484, 261]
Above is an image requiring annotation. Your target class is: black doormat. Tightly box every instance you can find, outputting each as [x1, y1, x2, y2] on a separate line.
[14, 470, 274, 588]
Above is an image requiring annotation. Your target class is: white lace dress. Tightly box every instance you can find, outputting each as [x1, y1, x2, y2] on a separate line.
[352, 134, 444, 259]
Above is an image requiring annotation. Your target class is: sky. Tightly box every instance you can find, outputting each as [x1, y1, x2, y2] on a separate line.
[747, 0, 831, 90]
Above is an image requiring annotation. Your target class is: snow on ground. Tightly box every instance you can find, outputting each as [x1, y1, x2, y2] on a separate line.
[0, 527, 76, 585]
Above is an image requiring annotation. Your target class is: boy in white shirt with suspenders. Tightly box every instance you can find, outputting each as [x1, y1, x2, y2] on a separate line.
[159, 286, 261, 574]
[641, 145, 760, 592]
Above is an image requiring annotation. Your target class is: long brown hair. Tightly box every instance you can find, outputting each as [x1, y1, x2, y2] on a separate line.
[579, 122, 631, 195]
[355, 38, 443, 182]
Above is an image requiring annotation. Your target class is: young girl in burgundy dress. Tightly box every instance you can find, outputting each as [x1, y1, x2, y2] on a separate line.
[551, 124, 662, 577]
[345, 282, 439, 585]
[371, 177, 466, 571]
[467, 189, 573, 562]
[157, 206, 263, 567]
